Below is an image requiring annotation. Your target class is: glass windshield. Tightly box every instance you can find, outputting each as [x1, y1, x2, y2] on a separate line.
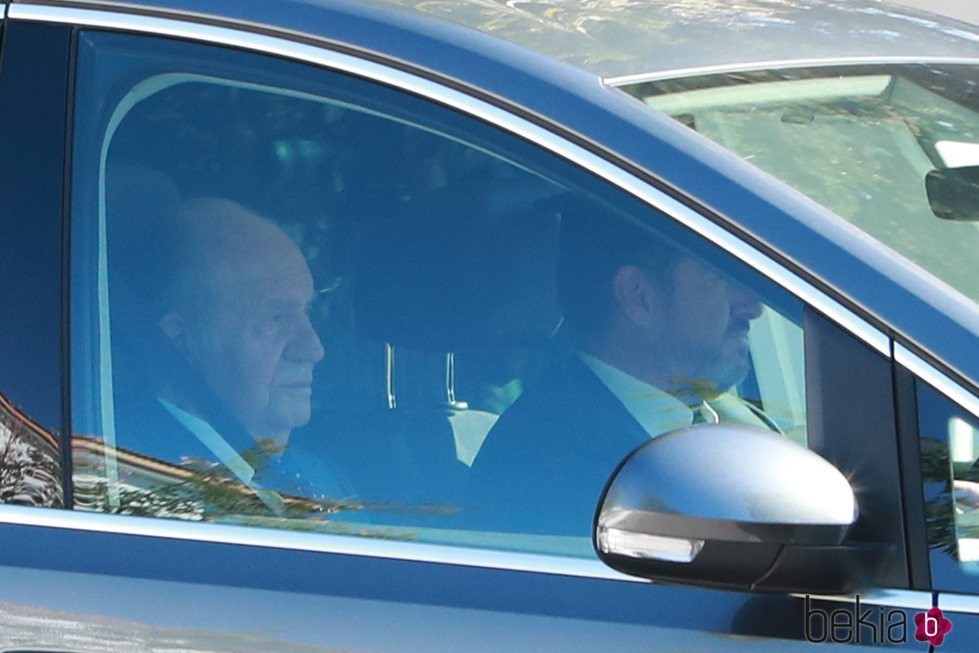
[620, 63, 979, 306]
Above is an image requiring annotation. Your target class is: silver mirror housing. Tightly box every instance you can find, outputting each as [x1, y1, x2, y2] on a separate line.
[595, 423, 860, 591]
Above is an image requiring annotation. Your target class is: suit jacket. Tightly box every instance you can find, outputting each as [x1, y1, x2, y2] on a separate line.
[111, 392, 349, 515]
[464, 357, 651, 537]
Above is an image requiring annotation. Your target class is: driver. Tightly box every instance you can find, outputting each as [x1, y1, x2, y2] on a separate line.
[466, 206, 771, 535]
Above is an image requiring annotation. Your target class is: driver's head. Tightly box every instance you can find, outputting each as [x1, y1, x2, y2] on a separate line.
[155, 197, 325, 441]
[558, 206, 762, 402]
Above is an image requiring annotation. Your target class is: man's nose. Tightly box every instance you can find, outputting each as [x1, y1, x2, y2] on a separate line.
[286, 315, 326, 363]
[730, 284, 764, 321]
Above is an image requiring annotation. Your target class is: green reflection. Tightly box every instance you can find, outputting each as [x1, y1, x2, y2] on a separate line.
[626, 65, 979, 305]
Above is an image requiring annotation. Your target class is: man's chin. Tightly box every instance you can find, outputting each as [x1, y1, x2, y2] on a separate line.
[714, 360, 751, 394]
[692, 355, 751, 398]
[266, 401, 312, 433]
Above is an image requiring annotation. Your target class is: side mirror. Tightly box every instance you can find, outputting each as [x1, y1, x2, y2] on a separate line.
[926, 166, 979, 221]
[594, 424, 873, 593]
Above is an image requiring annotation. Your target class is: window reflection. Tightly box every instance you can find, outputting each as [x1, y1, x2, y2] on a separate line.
[919, 381, 979, 588]
[0, 392, 61, 507]
[623, 64, 979, 305]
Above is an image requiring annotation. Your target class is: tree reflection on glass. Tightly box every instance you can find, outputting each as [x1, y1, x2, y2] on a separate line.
[0, 393, 62, 508]
[71, 437, 465, 543]
[72, 436, 362, 521]
[920, 435, 956, 557]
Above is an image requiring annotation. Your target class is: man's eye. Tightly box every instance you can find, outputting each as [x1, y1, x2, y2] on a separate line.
[256, 314, 285, 335]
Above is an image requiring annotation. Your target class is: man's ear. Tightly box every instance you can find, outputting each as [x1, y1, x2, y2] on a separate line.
[158, 312, 188, 352]
[613, 265, 658, 328]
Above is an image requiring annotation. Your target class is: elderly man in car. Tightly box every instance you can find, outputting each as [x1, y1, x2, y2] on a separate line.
[112, 196, 336, 514]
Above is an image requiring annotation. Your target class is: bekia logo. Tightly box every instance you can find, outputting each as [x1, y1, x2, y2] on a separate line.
[914, 607, 953, 647]
[805, 595, 953, 647]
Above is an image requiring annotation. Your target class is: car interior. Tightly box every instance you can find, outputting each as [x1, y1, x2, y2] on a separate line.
[85, 73, 574, 528]
[69, 48, 805, 550]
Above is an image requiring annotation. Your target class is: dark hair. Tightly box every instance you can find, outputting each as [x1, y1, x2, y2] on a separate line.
[554, 196, 681, 344]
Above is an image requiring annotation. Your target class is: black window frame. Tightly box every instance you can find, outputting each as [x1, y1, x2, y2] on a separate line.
[0, 19, 74, 509]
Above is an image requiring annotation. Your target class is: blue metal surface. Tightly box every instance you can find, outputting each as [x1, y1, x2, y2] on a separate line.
[0, 519, 914, 651]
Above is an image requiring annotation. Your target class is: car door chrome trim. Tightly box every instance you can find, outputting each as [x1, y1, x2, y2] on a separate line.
[605, 56, 979, 87]
[11, 2, 890, 360]
[799, 589, 933, 611]
[939, 592, 979, 615]
[0, 504, 643, 582]
[896, 343, 979, 421]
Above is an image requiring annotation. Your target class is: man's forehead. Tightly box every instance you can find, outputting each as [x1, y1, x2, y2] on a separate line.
[221, 263, 314, 295]
[261, 290, 319, 311]
[199, 244, 313, 304]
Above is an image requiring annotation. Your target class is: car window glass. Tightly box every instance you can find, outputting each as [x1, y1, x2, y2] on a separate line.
[919, 380, 979, 591]
[621, 64, 979, 307]
[71, 31, 807, 556]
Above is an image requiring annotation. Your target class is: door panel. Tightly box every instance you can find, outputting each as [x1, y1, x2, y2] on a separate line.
[0, 517, 919, 651]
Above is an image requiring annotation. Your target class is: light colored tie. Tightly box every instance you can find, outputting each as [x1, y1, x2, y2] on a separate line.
[692, 402, 719, 424]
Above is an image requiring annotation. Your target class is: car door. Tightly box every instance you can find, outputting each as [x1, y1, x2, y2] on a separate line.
[0, 3, 960, 651]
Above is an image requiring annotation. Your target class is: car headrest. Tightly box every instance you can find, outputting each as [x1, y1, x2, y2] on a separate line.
[354, 180, 563, 351]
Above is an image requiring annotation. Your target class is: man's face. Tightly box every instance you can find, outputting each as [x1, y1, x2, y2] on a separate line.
[182, 231, 325, 441]
[647, 257, 763, 398]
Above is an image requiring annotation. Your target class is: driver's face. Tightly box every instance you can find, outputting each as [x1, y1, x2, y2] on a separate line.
[650, 257, 763, 397]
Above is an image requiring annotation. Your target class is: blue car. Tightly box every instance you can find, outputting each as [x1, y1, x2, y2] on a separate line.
[1, 0, 978, 649]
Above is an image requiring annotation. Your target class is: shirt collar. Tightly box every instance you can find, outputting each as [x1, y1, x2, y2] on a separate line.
[578, 352, 695, 438]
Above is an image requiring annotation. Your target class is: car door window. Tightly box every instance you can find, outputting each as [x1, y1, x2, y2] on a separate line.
[919, 380, 979, 590]
[70, 30, 809, 556]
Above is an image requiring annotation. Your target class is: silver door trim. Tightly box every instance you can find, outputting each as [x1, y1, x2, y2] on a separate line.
[9, 2, 889, 358]
[801, 588, 933, 611]
[896, 343, 979, 422]
[605, 56, 979, 87]
[939, 592, 979, 615]
[0, 504, 643, 582]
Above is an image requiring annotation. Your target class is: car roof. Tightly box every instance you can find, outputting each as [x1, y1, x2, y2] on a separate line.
[361, 0, 979, 81]
[53, 0, 979, 80]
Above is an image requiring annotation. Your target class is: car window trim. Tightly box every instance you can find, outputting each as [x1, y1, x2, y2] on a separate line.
[939, 592, 979, 615]
[801, 589, 933, 611]
[0, 503, 642, 582]
[897, 343, 979, 422]
[604, 56, 979, 87]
